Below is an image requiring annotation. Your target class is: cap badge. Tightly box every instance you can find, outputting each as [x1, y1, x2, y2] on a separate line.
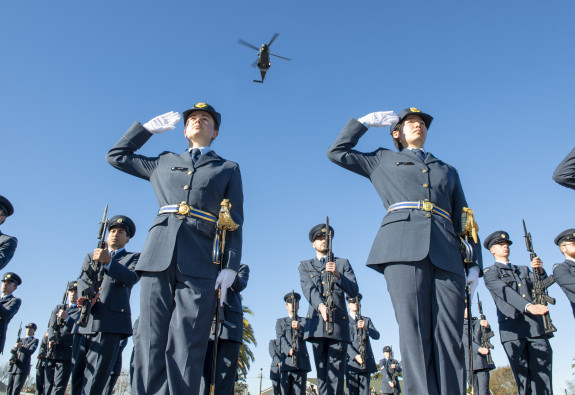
[195, 102, 208, 108]
[501, 234, 506, 238]
[409, 107, 421, 113]
[117, 218, 123, 223]
[6, 274, 11, 278]
[321, 228, 326, 233]
[572, 233, 575, 237]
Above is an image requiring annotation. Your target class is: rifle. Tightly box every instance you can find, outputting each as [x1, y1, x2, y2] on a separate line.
[77, 205, 108, 327]
[522, 220, 557, 334]
[210, 199, 239, 395]
[291, 289, 299, 367]
[324, 216, 335, 336]
[47, 281, 70, 358]
[389, 347, 399, 395]
[477, 293, 495, 365]
[460, 207, 478, 392]
[36, 333, 48, 369]
[8, 322, 22, 366]
[357, 298, 367, 370]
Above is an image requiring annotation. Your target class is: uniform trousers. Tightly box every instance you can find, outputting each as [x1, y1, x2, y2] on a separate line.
[308, 338, 346, 395]
[132, 261, 217, 395]
[346, 371, 371, 395]
[280, 370, 307, 395]
[70, 331, 122, 395]
[6, 373, 28, 395]
[36, 363, 46, 395]
[102, 373, 121, 395]
[469, 369, 490, 395]
[271, 374, 281, 395]
[383, 259, 466, 395]
[199, 338, 242, 395]
[45, 359, 72, 395]
[502, 335, 552, 395]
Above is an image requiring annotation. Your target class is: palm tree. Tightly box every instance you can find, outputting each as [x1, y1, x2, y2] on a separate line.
[237, 305, 256, 379]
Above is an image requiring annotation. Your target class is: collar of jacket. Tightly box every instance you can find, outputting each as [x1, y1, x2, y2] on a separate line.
[399, 148, 440, 165]
[179, 150, 222, 167]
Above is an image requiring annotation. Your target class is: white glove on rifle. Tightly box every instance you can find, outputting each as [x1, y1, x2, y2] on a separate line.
[466, 266, 480, 300]
[143, 111, 181, 134]
[358, 111, 399, 128]
[215, 268, 237, 306]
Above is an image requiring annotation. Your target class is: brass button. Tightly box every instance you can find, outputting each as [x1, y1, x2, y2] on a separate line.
[422, 169, 428, 173]
[423, 183, 429, 188]
[425, 213, 431, 218]
[323, 293, 326, 297]
[121, 309, 124, 313]
[518, 284, 521, 287]
[97, 298, 101, 302]
[321, 270, 324, 274]
[310, 275, 314, 278]
[187, 171, 193, 175]
[184, 185, 189, 190]
[322, 281, 325, 285]
[522, 294, 526, 298]
[343, 316, 346, 320]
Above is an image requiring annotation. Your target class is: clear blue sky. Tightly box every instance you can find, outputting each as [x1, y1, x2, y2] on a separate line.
[1, 0, 575, 392]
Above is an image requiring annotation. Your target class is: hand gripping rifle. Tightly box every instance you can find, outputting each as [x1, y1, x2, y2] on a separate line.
[477, 293, 495, 365]
[77, 205, 108, 327]
[389, 347, 399, 395]
[324, 216, 336, 336]
[9, 322, 22, 366]
[47, 282, 70, 358]
[522, 220, 557, 334]
[291, 289, 299, 368]
[460, 207, 478, 392]
[36, 333, 48, 369]
[210, 199, 239, 395]
[357, 299, 367, 370]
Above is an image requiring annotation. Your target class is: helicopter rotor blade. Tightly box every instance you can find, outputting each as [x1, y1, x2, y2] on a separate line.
[251, 60, 258, 68]
[270, 53, 291, 61]
[238, 39, 259, 51]
[268, 33, 279, 46]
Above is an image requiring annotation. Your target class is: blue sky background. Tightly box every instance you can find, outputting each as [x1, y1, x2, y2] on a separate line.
[1, 0, 575, 392]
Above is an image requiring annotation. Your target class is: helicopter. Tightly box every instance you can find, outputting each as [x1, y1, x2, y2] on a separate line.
[238, 33, 291, 83]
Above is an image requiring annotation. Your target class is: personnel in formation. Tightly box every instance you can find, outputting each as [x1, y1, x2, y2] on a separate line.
[36, 331, 49, 395]
[327, 107, 482, 394]
[106, 103, 243, 394]
[71, 215, 140, 395]
[553, 146, 575, 189]
[200, 263, 250, 395]
[275, 291, 311, 395]
[345, 294, 380, 395]
[299, 223, 359, 395]
[483, 231, 553, 394]
[552, 228, 575, 318]
[269, 338, 282, 395]
[7, 322, 39, 395]
[462, 310, 495, 395]
[103, 337, 128, 395]
[379, 346, 402, 394]
[0, 272, 22, 354]
[0, 195, 17, 270]
[45, 280, 80, 395]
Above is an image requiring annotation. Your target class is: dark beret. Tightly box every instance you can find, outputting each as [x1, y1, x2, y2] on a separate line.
[284, 292, 301, 303]
[555, 229, 575, 246]
[182, 102, 221, 130]
[2, 272, 22, 285]
[483, 230, 513, 250]
[309, 223, 334, 242]
[108, 215, 136, 238]
[0, 195, 14, 216]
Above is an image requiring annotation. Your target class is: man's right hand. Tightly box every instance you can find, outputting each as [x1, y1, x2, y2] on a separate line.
[143, 111, 181, 134]
[526, 304, 549, 315]
[318, 304, 328, 322]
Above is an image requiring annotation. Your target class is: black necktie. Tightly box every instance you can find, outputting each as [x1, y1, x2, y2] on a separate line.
[191, 148, 200, 165]
[413, 149, 425, 161]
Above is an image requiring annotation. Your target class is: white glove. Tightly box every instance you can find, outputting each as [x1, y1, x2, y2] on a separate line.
[466, 266, 480, 299]
[215, 268, 237, 306]
[358, 111, 399, 128]
[143, 111, 181, 134]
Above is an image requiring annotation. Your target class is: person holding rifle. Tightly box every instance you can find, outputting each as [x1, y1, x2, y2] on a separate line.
[7, 322, 38, 395]
[553, 147, 575, 190]
[0, 195, 17, 270]
[70, 215, 139, 395]
[199, 263, 250, 395]
[462, 305, 495, 395]
[327, 107, 482, 394]
[45, 280, 80, 395]
[552, 229, 575, 318]
[0, 272, 22, 354]
[345, 293, 380, 395]
[483, 230, 554, 394]
[276, 291, 311, 395]
[299, 222, 359, 395]
[380, 346, 402, 394]
[106, 102, 243, 394]
[36, 330, 49, 395]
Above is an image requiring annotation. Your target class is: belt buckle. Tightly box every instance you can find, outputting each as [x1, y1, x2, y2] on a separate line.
[177, 201, 191, 216]
[421, 200, 434, 212]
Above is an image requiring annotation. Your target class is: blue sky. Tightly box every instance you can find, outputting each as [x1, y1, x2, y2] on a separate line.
[1, 0, 575, 392]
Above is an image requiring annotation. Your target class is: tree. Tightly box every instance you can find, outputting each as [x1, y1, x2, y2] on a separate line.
[490, 365, 518, 395]
[237, 305, 256, 380]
